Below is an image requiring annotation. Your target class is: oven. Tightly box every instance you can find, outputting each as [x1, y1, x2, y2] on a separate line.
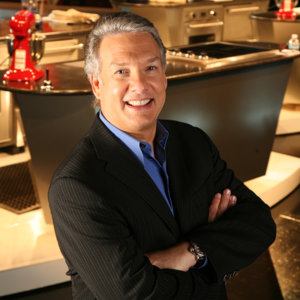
[183, 6, 223, 45]
[127, 4, 224, 47]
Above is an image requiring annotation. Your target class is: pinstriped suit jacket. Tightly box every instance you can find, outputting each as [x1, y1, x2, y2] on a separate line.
[49, 115, 276, 299]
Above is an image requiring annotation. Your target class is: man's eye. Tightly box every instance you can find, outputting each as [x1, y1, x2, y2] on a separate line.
[147, 66, 157, 71]
[116, 70, 126, 74]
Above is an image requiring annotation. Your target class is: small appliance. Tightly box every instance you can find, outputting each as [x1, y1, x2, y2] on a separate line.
[275, 0, 297, 19]
[3, 10, 44, 81]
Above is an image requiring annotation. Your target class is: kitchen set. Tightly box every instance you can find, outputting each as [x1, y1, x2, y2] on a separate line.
[0, 0, 299, 297]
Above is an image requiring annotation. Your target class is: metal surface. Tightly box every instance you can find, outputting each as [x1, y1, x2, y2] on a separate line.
[14, 92, 95, 223]
[119, 0, 269, 46]
[222, 1, 267, 41]
[167, 41, 286, 69]
[128, 4, 223, 47]
[0, 162, 39, 214]
[160, 59, 292, 181]
[0, 62, 91, 95]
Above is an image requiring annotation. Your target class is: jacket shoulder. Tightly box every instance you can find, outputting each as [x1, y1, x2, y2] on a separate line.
[51, 135, 102, 184]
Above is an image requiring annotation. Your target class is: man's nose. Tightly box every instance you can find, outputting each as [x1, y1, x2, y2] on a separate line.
[129, 71, 148, 92]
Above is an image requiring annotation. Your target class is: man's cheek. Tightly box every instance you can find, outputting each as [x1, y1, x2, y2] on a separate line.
[113, 87, 119, 96]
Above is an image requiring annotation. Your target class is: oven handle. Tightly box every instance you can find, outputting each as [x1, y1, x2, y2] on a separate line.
[45, 43, 84, 53]
[227, 6, 260, 13]
[188, 21, 224, 29]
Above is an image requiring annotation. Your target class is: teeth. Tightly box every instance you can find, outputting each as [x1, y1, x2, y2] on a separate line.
[127, 99, 151, 106]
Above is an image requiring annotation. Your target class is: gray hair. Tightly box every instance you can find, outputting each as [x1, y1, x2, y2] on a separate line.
[84, 12, 166, 82]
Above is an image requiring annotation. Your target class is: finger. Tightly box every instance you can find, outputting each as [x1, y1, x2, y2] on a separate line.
[216, 189, 231, 218]
[208, 193, 221, 223]
[229, 195, 237, 206]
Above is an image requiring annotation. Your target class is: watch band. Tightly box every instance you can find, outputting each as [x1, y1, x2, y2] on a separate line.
[189, 242, 206, 262]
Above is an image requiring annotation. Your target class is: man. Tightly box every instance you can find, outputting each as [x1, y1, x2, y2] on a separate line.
[49, 12, 276, 299]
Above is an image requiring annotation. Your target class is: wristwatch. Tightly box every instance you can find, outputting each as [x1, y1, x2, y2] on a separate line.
[189, 242, 206, 266]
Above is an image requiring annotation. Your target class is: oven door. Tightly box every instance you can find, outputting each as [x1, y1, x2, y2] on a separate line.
[184, 21, 224, 44]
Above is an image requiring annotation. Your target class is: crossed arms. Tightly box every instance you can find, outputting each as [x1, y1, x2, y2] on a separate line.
[146, 189, 237, 272]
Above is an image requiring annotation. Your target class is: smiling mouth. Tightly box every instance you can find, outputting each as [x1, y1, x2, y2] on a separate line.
[126, 99, 153, 107]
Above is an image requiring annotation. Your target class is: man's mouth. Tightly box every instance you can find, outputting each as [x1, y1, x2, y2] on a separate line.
[126, 99, 153, 106]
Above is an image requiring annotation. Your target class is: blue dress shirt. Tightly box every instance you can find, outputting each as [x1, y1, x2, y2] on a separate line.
[99, 112, 174, 215]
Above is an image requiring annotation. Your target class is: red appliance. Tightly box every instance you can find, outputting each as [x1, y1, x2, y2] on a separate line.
[3, 10, 44, 81]
[275, 0, 297, 20]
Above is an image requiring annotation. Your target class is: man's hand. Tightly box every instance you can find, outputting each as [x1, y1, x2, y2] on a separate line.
[145, 189, 237, 271]
[208, 189, 237, 223]
[145, 241, 196, 271]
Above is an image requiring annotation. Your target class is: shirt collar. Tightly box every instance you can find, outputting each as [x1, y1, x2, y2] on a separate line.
[99, 111, 169, 165]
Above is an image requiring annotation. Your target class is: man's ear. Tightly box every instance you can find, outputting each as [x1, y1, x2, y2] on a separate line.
[164, 74, 168, 89]
[90, 74, 102, 100]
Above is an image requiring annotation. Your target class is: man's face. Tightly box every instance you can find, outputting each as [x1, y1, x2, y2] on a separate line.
[90, 32, 167, 142]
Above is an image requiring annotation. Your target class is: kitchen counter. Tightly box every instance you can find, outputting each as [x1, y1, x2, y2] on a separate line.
[251, 11, 300, 22]
[251, 11, 300, 44]
[0, 42, 298, 94]
[0, 3, 118, 42]
[0, 61, 91, 95]
[0, 19, 94, 43]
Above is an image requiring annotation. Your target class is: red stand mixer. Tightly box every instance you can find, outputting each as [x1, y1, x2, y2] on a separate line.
[3, 10, 44, 81]
[275, 0, 297, 20]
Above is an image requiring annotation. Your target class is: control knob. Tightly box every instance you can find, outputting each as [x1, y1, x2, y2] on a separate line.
[198, 52, 209, 60]
[189, 12, 196, 19]
[185, 50, 195, 58]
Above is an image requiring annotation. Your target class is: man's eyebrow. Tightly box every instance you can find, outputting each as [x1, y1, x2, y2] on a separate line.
[110, 62, 128, 67]
[110, 57, 161, 67]
[147, 56, 161, 63]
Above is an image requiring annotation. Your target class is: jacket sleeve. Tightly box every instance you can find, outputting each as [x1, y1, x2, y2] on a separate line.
[185, 132, 276, 283]
[49, 177, 223, 300]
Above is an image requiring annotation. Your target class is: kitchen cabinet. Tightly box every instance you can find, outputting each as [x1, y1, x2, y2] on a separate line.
[223, 1, 268, 41]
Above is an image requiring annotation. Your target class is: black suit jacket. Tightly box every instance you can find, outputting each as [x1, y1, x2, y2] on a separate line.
[49, 116, 276, 299]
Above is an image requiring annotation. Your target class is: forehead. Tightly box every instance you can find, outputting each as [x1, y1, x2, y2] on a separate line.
[99, 32, 161, 63]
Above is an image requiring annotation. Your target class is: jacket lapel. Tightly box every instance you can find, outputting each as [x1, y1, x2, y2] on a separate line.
[165, 131, 192, 229]
[89, 116, 179, 237]
[163, 120, 211, 232]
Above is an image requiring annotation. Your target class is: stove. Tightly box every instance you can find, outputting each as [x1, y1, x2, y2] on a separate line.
[167, 41, 282, 68]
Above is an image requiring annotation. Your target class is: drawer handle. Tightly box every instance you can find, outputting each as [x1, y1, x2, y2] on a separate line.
[188, 21, 224, 29]
[227, 6, 260, 13]
[45, 43, 84, 53]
